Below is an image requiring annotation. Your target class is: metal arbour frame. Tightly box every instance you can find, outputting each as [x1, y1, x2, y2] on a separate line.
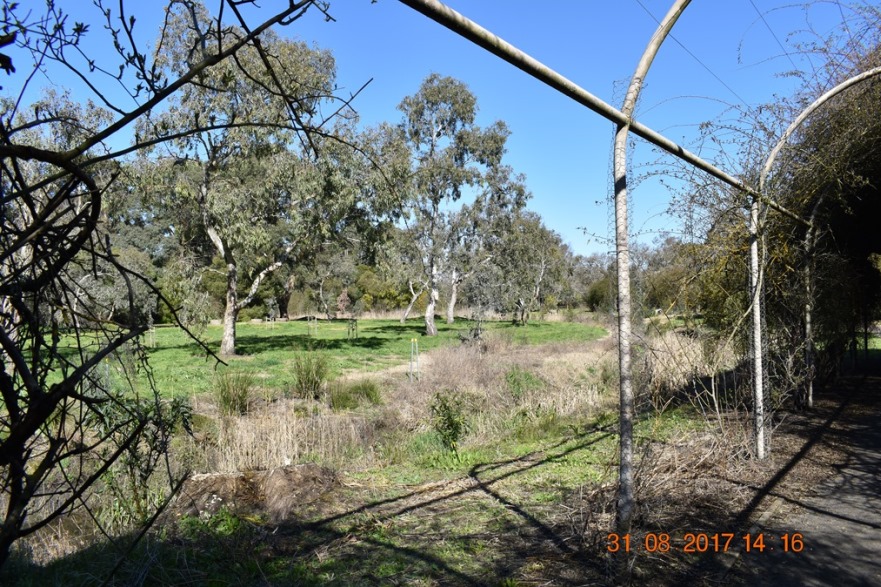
[395, 0, 878, 522]
[759, 64, 881, 412]
[395, 0, 790, 454]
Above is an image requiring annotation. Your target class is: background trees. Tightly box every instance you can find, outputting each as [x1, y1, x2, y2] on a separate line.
[0, 0, 362, 567]
[140, 5, 341, 356]
[484, 211, 570, 324]
[396, 74, 521, 335]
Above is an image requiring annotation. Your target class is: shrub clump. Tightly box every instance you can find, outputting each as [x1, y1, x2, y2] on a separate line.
[329, 380, 382, 411]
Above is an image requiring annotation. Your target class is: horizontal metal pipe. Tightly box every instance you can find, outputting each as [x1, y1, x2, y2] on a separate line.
[398, 0, 809, 226]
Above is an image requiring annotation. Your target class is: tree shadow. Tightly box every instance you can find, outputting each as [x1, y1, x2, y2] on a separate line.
[670, 375, 881, 586]
[364, 322, 435, 335]
[233, 333, 390, 355]
[272, 426, 616, 585]
[8, 426, 617, 586]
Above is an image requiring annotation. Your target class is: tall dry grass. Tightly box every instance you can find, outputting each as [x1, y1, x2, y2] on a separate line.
[208, 403, 374, 472]
[643, 330, 740, 406]
[191, 330, 620, 474]
[386, 333, 619, 445]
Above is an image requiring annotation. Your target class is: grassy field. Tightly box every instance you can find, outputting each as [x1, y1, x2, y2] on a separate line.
[9, 322, 876, 584]
[138, 318, 607, 397]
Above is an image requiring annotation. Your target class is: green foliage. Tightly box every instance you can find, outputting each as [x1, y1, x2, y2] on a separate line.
[492, 211, 569, 322]
[291, 352, 330, 400]
[354, 265, 410, 311]
[430, 392, 470, 457]
[237, 305, 266, 321]
[329, 380, 382, 410]
[509, 408, 565, 444]
[178, 508, 245, 540]
[505, 366, 544, 400]
[155, 255, 214, 333]
[586, 276, 614, 312]
[215, 371, 254, 416]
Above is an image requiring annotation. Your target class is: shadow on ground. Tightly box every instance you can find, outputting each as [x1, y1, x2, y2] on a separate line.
[8, 369, 881, 585]
[4, 427, 618, 586]
[723, 375, 881, 587]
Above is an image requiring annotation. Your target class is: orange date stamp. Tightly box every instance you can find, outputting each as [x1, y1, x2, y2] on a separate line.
[606, 532, 805, 554]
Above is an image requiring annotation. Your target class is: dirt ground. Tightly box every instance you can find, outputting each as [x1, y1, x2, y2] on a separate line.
[725, 375, 881, 586]
[158, 373, 880, 586]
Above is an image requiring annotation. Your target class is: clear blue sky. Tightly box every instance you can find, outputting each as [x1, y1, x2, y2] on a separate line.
[10, 0, 858, 255]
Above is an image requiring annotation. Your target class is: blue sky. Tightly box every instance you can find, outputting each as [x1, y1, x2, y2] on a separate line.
[284, 1, 851, 255]
[10, 0, 857, 255]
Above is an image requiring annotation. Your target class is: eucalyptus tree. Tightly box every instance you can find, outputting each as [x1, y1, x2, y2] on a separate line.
[444, 163, 528, 323]
[139, 6, 336, 355]
[491, 211, 569, 324]
[397, 74, 513, 335]
[0, 0, 348, 568]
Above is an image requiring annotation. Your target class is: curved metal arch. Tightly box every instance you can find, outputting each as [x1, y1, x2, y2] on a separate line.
[613, 0, 692, 532]
[758, 65, 881, 411]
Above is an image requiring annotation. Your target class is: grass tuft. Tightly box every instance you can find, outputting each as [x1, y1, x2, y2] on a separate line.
[215, 371, 253, 416]
[329, 379, 382, 411]
[291, 352, 330, 400]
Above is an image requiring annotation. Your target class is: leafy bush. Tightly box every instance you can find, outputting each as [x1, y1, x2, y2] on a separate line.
[430, 392, 470, 457]
[238, 305, 266, 321]
[215, 371, 254, 416]
[291, 352, 330, 400]
[329, 380, 382, 410]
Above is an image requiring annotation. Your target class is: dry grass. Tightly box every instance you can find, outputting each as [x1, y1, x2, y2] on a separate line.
[642, 330, 741, 408]
[207, 402, 375, 472]
[645, 331, 709, 392]
[380, 334, 619, 446]
[186, 330, 620, 475]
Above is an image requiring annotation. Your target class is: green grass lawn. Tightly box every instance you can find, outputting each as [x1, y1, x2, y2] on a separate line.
[137, 318, 606, 397]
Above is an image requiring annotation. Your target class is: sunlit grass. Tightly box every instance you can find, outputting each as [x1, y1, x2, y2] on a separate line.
[83, 318, 606, 397]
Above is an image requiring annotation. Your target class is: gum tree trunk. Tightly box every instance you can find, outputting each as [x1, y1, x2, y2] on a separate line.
[220, 258, 239, 356]
[446, 269, 460, 324]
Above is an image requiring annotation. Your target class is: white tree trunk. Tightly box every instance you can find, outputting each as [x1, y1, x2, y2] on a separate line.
[425, 287, 439, 336]
[446, 269, 460, 324]
[220, 259, 239, 356]
[401, 280, 424, 323]
[425, 264, 439, 336]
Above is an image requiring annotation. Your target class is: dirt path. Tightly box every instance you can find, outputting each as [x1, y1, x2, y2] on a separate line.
[726, 376, 881, 586]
